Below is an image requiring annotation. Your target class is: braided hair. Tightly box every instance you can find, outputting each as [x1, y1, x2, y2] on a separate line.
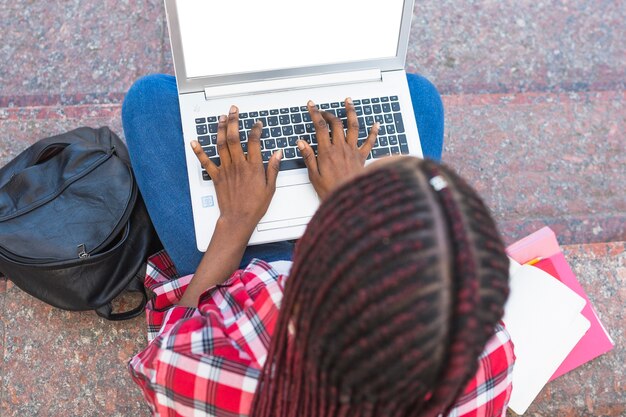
[251, 157, 510, 417]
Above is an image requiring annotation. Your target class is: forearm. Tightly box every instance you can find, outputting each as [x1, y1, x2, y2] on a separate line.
[178, 218, 252, 307]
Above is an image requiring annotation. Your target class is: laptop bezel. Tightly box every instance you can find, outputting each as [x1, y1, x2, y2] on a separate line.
[164, 0, 415, 94]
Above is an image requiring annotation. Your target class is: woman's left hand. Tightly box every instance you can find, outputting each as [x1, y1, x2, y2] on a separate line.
[191, 105, 282, 238]
[297, 98, 379, 200]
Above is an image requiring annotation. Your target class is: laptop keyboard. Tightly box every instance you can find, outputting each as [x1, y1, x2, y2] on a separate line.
[194, 95, 409, 181]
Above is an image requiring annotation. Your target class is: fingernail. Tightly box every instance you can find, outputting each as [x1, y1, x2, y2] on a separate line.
[219, 115, 227, 122]
[346, 97, 352, 104]
[190, 140, 198, 149]
[229, 105, 238, 114]
[307, 100, 315, 107]
[374, 122, 380, 129]
[297, 140, 305, 150]
[275, 149, 283, 160]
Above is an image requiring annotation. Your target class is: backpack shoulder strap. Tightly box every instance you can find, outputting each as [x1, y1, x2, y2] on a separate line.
[95, 266, 148, 321]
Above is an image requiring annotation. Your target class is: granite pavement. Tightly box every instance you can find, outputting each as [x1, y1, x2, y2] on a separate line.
[1, 0, 624, 415]
[443, 90, 625, 246]
[0, 281, 149, 417]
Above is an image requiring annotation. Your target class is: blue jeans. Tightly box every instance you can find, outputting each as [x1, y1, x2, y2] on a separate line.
[122, 74, 444, 275]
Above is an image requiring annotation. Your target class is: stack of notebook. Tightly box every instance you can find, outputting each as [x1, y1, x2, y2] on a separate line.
[502, 227, 614, 415]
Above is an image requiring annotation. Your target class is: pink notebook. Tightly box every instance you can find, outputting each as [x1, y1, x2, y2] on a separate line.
[534, 254, 614, 380]
[506, 227, 614, 381]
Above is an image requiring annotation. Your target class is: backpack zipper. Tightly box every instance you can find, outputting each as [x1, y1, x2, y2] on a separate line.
[0, 223, 130, 265]
[77, 244, 90, 259]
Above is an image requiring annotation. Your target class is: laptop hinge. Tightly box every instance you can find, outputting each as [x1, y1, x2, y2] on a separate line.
[203, 69, 382, 100]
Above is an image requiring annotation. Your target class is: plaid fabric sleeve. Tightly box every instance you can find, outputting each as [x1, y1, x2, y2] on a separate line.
[445, 323, 516, 417]
[140, 250, 199, 341]
[129, 251, 286, 417]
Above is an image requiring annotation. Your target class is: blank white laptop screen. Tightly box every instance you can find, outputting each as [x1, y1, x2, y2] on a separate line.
[176, 0, 405, 79]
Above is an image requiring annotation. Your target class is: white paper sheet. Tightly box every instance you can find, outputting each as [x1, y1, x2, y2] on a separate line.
[503, 262, 589, 414]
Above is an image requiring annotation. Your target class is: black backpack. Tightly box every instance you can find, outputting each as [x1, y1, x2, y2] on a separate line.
[0, 127, 162, 320]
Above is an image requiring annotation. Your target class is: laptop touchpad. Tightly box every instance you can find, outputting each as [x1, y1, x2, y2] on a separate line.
[258, 184, 320, 225]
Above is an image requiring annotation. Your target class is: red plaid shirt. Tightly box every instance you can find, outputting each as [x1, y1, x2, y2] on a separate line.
[130, 251, 515, 417]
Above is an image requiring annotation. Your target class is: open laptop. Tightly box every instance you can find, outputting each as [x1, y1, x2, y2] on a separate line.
[164, 0, 423, 251]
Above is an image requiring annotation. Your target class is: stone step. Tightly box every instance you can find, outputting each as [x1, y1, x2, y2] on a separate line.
[1, 0, 623, 104]
[441, 90, 625, 246]
[1, 241, 622, 416]
[407, 0, 625, 95]
[2, 90, 623, 246]
[0, 104, 123, 167]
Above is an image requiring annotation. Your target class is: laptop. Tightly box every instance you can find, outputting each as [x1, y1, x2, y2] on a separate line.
[164, 0, 423, 251]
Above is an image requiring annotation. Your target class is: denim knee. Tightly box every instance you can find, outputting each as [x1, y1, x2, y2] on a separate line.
[406, 73, 440, 93]
[122, 74, 175, 117]
[122, 74, 178, 145]
[406, 73, 443, 109]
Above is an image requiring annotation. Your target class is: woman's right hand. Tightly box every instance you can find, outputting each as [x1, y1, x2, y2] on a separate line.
[191, 105, 282, 238]
[297, 98, 379, 200]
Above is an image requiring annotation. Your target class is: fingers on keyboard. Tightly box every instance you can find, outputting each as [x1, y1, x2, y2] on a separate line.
[196, 96, 408, 180]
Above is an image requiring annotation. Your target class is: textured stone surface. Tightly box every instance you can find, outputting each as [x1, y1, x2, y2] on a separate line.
[509, 242, 625, 417]
[0, 281, 150, 417]
[2, 0, 625, 106]
[408, 0, 626, 95]
[442, 90, 626, 246]
[0, 0, 164, 106]
[162, 13, 174, 77]
[0, 104, 123, 167]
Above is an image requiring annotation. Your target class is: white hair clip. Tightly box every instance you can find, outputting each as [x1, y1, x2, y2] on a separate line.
[429, 175, 448, 191]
